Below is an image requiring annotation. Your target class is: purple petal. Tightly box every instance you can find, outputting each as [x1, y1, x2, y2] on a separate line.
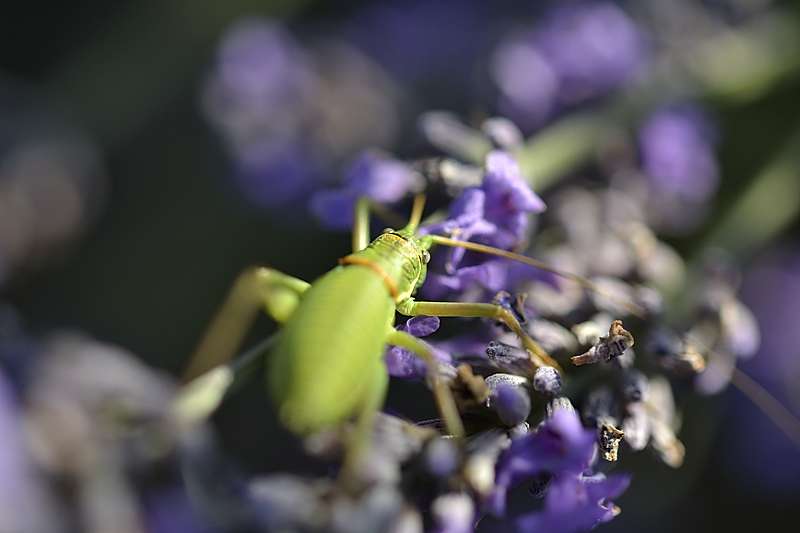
[347, 151, 418, 203]
[640, 105, 719, 202]
[484, 151, 546, 214]
[385, 346, 428, 379]
[310, 188, 358, 230]
[405, 316, 441, 337]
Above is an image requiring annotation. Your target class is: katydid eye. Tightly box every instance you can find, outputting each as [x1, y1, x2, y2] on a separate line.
[382, 227, 393, 234]
[421, 250, 431, 264]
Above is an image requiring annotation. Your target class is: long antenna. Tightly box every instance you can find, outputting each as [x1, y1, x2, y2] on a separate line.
[429, 234, 647, 317]
[730, 367, 800, 447]
[406, 194, 427, 233]
[429, 234, 800, 449]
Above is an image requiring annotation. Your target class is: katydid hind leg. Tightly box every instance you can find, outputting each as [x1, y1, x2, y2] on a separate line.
[174, 334, 279, 429]
[396, 298, 562, 372]
[175, 265, 307, 427]
[183, 267, 309, 381]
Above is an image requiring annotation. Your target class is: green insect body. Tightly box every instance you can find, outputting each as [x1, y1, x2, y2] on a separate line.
[269, 230, 433, 434]
[177, 198, 562, 459]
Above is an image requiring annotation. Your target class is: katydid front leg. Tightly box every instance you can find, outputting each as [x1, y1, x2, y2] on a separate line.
[397, 298, 562, 372]
[386, 329, 465, 439]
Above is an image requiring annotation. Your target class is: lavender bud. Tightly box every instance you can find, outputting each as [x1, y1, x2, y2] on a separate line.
[528, 319, 578, 354]
[614, 346, 636, 369]
[250, 475, 323, 531]
[486, 374, 531, 427]
[463, 430, 509, 495]
[509, 422, 530, 439]
[418, 112, 491, 162]
[583, 387, 618, 427]
[646, 377, 685, 468]
[571, 313, 613, 346]
[486, 340, 535, 376]
[532, 366, 562, 396]
[330, 485, 405, 533]
[431, 493, 474, 533]
[590, 277, 637, 316]
[546, 396, 576, 418]
[635, 285, 664, 316]
[481, 117, 523, 149]
[621, 369, 648, 402]
[648, 328, 706, 375]
[622, 403, 650, 451]
[423, 438, 459, 479]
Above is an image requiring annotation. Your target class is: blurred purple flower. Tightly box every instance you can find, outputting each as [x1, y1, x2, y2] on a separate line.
[234, 141, 320, 209]
[145, 488, 211, 533]
[431, 493, 475, 533]
[516, 472, 631, 533]
[203, 19, 315, 153]
[346, 0, 489, 85]
[203, 19, 318, 207]
[722, 247, 800, 495]
[640, 104, 719, 203]
[0, 370, 58, 533]
[493, 2, 646, 129]
[385, 316, 452, 379]
[312, 151, 421, 229]
[536, 3, 645, 103]
[488, 406, 596, 515]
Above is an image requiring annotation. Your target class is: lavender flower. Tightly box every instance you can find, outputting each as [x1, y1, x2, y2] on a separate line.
[493, 2, 646, 129]
[312, 150, 423, 229]
[639, 104, 720, 231]
[533, 366, 562, 396]
[421, 150, 545, 297]
[489, 407, 597, 515]
[345, 0, 489, 85]
[202, 19, 318, 208]
[203, 19, 400, 211]
[516, 472, 631, 533]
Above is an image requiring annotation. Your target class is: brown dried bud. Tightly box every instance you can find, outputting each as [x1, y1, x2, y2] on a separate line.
[571, 320, 634, 366]
[599, 423, 625, 462]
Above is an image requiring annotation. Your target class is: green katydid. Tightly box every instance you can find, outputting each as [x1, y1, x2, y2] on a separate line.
[173, 192, 800, 484]
[172, 195, 587, 470]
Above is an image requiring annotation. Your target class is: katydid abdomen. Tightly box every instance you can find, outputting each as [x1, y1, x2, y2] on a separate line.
[269, 264, 396, 434]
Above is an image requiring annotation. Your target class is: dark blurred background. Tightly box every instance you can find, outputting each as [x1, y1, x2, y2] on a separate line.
[1, 1, 799, 531]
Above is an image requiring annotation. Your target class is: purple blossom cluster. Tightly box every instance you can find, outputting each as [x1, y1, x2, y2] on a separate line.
[202, 18, 399, 210]
[492, 2, 647, 130]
